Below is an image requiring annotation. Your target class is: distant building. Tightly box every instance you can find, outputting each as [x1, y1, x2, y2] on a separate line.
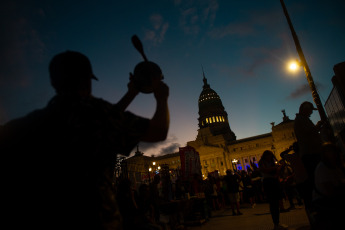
[125, 71, 297, 181]
[187, 72, 296, 177]
[324, 61, 345, 147]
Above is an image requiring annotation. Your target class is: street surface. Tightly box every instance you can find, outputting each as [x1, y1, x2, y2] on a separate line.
[187, 201, 310, 230]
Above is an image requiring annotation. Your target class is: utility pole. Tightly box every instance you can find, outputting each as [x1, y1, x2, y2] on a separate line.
[280, 0, 335, 141]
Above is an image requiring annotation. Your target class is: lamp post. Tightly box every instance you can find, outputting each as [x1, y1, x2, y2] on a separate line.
[232, 159, 238, 171]
[280, 0, 335, 142]
[148, 167, 152, 183]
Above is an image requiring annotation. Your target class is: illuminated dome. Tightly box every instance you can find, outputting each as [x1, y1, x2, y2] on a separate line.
[199, 77, 223, 112]
[197, 72, 236, 141]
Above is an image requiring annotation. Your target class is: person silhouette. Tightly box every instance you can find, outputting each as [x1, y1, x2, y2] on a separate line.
[259, 150, 287, 230]
[294, 101, 324, 183]
[1, 50, 169, 230]
[312, 142, 345, 229]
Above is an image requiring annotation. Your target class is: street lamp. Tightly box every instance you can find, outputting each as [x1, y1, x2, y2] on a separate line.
[232, 159, 238, 171]
[280, 0, 335, 142]
[148, 167, 152, 183]
[287, 60, 300, 72]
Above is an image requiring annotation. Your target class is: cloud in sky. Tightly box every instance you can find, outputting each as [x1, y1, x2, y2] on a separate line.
[136, 134, 181, 156]
[159, 142, 180, 155]
[176, 0, 218, 35]
[287, 81, 325, 99]
[145, 14, 169, 45]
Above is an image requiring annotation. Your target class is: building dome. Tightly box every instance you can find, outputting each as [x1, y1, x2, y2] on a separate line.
[199, 79, 223, 110]
[197, 72, 236, 141]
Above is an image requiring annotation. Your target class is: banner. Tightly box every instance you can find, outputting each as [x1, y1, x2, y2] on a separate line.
[179, 146, 202, 181]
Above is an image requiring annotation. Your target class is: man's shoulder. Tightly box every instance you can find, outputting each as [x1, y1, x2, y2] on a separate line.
[3, 108, 49, 130]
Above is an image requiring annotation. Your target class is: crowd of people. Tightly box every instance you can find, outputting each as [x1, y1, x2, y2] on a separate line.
[114, 100, 345, 230]
[1, 49, 344, 230]
[114, 157, 312, 230]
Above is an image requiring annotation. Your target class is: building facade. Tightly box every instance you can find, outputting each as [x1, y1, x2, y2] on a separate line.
[324, 61, 345, 147]
[125, 72, 297, 181]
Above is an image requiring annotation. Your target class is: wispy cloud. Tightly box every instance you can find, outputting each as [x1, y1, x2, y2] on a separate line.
[176, 0, 219, 35]
[208, 6, 289, 78]
[144, 14, 169, 45]
[135, 134, 181, 156]
[159, 143, 180, 155]
[287, 82, 325, 99]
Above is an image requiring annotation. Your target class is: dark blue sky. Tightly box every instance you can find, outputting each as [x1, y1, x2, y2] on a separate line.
[1, 0, 344, 156]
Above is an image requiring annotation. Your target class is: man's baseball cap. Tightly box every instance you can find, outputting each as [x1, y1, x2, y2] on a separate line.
[49, 51, 98, 87]
[299, 101, 318, 112]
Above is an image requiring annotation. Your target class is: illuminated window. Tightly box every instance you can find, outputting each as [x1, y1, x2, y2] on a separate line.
[222, 116, 225, 122]
[212, 117, 215, 122]
[206, 118, 209, 123]
[216, 116, 219, 122]
[209, 117, 213, 123]
[202, 121, 204, 126]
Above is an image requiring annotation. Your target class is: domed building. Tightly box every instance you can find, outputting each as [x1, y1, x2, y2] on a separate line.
[125, 70, 297, 182]
[197, 72, 236, 144]
[187, 72, 296, 177]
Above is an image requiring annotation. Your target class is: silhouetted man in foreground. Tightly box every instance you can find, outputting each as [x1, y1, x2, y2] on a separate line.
[1, 51, 169, 230]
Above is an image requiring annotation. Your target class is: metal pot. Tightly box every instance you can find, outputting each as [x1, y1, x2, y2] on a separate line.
[132, 61, 163, 94]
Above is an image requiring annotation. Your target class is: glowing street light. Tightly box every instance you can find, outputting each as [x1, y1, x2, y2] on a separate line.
[232, 159, 238, 171]
[288, 60, 299, 72]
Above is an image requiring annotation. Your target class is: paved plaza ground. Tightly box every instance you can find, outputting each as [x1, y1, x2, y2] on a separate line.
[188, 201, 310, 230]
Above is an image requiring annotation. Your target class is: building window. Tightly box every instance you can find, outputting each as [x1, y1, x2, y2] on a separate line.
[212, 116, 215, 122]
[206, 118, 209, 123]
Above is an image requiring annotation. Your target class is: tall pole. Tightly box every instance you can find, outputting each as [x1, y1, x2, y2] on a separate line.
[280, 0, 327, 121]
[280, 0, 335, 141]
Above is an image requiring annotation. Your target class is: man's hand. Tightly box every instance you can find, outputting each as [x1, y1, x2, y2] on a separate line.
[116, 73, 140, 112]
[152, 79, 169, 102]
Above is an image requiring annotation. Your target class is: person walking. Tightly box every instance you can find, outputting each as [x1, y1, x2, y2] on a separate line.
[1, 51, 170, 230]
[241, 170, 256, 208]
[224, 170, 243, 216]
[259, 150, 287, 230]
[280, 142, 313, 225]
